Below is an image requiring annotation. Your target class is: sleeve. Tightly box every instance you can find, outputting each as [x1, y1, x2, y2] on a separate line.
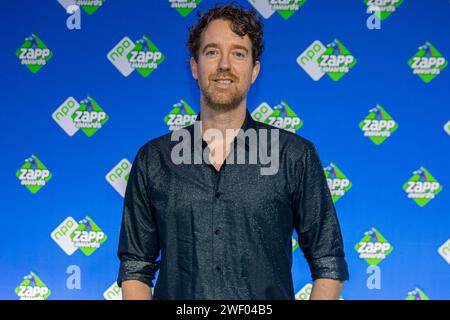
[292, 142, 349, 282]
[116, 146, 160, 288]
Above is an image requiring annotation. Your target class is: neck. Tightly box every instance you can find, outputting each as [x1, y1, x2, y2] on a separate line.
[199, 97, 247, 135]
[198, 97, 247, 171]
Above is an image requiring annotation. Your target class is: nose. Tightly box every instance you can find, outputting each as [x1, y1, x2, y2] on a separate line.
[218, 52, 231, 71]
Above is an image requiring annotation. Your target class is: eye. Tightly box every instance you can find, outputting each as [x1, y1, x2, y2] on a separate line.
[232, 51, 246, 59]
[205, 50, 218, 56]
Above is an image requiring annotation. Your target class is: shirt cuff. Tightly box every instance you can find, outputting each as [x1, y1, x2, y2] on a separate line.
[307, 256, 350, 281]
[117, 259, 159, 288]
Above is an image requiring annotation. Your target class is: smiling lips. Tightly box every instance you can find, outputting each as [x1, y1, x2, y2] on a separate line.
[212, 76, 235, 88]
[215, 79, 233, 84]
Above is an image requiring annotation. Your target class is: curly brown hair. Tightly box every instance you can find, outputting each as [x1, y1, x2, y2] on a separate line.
[186, 3, 264, 66]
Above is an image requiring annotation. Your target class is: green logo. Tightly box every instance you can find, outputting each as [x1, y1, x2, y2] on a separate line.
[70, 216, 107, 256]
[406, 286, 430, 300]
[71, 96, 108, 137]
[164, 99, 197, 131]
[355, 228, 393, 266]
[15, 272, 51, 300]
[103, 282, 122, 300]
[76, 0, 106, 14]
[264, 101, 302, 133]
[408, 41, 447, 83]
[359, 105, 398, 145]
[292, 237, 299, 252]
[106, 159, 132, 197]
[324, 163, 352, 202]
[270, 0, 307, 19]
[16, 154, 52, 194]
[295, 283, 313, 300]
[127, 35, 165, 77]
[295, 283, 344, 300]
[403, 167, 443, 207]
[444, 120, 450, 136]
[169, 0, 202, 16]
[16, 33, 52, 73]
[318, 39, 356, 81]
[364, 0, 403, 21]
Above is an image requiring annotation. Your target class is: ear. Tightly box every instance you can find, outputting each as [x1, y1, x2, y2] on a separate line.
[251, 60, 260, 84]
[190, 57, 198, 80]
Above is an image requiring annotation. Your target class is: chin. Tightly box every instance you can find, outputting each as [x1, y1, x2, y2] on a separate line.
[202, 86, 246, 111]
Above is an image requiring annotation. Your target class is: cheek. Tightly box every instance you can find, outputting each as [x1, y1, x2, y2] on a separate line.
[241, 64, 254, 80]
[200, 73, 211, 87]
[195, 68, 208, 85]
[241, 67, 254, 85]
[197, 64, 213, 81]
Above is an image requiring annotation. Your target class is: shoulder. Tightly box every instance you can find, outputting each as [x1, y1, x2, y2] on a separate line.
[130, 129, 181, 170]
[138, 131, 176, 156]
[133, 124, 196, 164]
[252, 120, 316, 159]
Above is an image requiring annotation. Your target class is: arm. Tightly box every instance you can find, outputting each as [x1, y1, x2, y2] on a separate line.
[117, 146, 160, 300]
[122, 280, 153, 300]
[292, 142, 349, 298]
[310, 278, 344, 300]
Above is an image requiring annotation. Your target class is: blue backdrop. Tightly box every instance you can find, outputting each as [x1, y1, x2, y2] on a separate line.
[1, 0, 449, 300]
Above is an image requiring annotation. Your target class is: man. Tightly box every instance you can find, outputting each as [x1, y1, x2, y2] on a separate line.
[117, 4, 349, 300]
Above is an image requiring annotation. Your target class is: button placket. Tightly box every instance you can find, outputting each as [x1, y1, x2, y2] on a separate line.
[211, 163, 226, 298]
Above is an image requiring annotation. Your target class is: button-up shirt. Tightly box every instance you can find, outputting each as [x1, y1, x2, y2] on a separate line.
[117, 110, 349, 300]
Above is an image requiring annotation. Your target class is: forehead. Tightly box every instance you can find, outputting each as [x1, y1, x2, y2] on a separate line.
[200, 19, 252, 49]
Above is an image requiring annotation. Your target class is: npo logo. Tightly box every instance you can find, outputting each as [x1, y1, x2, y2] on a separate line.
[51, 217, 80, 255]
[108, 35, 165, 77]
[251, 102, 274, 123]
[295, 283, 343, 300]
[295, 283, 313, 300]
[51, 216, 107, 256]
[248, 0, 307, 20]
[103, 282, 122, 300]
[292, 236, 299, 252]
[52, 96, 108, 137]
[296, 40, 327, 81]
[444, 120, 450, 136]
[58, 0, 106, 15]
[438, 238, 450, 264]
[251, 101, 303, 133]
[297, 39, 356, 81]
[106, 159, 132, 197]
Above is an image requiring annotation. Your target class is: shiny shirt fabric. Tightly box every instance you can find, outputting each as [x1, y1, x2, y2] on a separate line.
[117, 110, 349, 300]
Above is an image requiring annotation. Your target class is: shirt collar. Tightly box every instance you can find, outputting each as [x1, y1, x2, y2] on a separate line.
[190, 109, 257, 151]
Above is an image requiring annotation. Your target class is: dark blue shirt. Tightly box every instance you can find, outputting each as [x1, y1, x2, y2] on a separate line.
[117, 110, 349, 299]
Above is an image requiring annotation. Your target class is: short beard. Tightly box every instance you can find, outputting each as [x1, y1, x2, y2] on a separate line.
[201, 87, 246, 112]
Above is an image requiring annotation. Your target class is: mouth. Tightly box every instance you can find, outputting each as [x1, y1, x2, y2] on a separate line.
[212, 78, 234, 88]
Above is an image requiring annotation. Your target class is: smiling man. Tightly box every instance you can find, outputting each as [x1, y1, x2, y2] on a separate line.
[117, 4, 349, 300]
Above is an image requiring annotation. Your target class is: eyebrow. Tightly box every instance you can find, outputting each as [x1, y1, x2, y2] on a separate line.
[202, 43, 249, 54]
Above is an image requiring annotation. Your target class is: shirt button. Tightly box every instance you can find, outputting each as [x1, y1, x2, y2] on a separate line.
[214, 229, 220, 235]
[215, 266, 221, 272]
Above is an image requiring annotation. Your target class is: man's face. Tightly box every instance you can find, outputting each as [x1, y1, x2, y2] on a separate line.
[190, 19, 260, 111]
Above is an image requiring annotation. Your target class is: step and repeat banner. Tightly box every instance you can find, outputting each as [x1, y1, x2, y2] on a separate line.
[1, 0, 449, 300]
